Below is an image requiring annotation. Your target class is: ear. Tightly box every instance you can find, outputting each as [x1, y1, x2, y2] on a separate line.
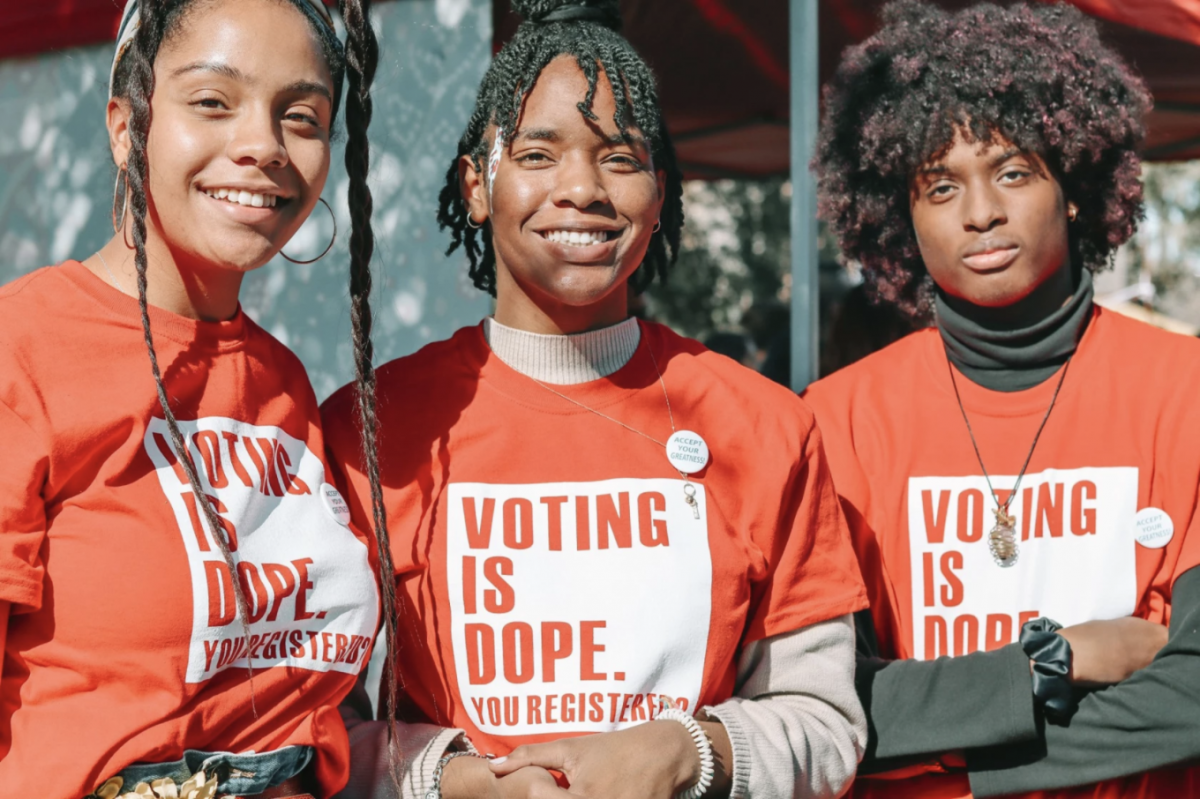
[459, 153, 488, 226]
[107, 97, 133, 169]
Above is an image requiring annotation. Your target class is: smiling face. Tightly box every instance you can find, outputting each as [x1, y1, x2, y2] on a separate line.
[910, 129, 1076, 309]
[461, 55, 666, 332]
[112, 0, 334, 275]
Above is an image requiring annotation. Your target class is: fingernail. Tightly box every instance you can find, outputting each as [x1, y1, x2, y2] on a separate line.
[491, 756, 507, 765]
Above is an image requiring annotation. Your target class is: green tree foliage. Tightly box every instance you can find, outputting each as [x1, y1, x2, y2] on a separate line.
[644, 178, 792, 338]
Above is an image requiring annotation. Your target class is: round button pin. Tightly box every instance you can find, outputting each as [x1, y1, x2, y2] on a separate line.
[666, 430, 710, 474]
[1134, 507, 1174, 549]
[321, 483, 351, 526]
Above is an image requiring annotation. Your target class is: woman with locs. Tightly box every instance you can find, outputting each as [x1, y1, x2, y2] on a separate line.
[323, 1, 869, 798]
[0, 1, 398, 797]
[806, 2, 1200, 797]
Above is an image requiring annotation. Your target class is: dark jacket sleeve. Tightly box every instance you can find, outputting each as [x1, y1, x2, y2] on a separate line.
[967, 566, 1200, 797]
[855, 610, 1039, 773]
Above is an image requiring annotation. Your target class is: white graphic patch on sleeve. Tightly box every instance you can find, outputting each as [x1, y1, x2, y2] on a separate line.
[144, 417, 380, 683]
[907, 466, 1139, 660]
[446, 478, 714, 737]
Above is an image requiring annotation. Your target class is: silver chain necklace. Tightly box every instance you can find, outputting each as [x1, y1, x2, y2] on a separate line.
[523, 342, 704, 518]
[96, 251, 128, 296]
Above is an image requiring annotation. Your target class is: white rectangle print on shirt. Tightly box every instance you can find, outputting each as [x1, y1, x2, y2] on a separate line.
[907, 467, 1139, 660]
[145, 417, 380, 683]
[447, 479, 714, 737]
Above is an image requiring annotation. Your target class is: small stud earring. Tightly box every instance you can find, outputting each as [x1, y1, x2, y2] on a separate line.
[1068, 205, 1078, 222]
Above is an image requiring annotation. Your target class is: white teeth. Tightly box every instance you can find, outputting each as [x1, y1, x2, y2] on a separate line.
[204, 189, 279, 208]
[545, 230, 611, 246]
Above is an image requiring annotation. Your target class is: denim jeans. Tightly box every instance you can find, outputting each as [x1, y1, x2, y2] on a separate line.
[112, 745, 314, 797]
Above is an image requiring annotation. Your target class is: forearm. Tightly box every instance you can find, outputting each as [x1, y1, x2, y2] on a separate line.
[336, 719, 470, 799]
[703, 615, 866, 799]
[968, 567, 1200, 797]
[857, 643, 1038, 768]
[697, 720, 734, 799]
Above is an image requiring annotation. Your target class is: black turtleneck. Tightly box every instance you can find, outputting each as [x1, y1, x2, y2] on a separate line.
[936, 268, 1094, 392]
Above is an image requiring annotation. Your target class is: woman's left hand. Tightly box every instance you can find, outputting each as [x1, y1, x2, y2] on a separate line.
[489, 720, 710, 799]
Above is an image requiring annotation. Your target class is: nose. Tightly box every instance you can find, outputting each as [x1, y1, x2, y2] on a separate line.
[962, 182, 1006, 233]
[226, 105, 289, 169]
[551, 153, 609, 210]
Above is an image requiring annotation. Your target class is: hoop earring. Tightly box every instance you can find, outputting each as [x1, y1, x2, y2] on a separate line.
[1068, 206, 1078, 222]
[465, 203, 484, 229]
[112, 165, 129, 235]
[281, 197, 337, 264]
[652, 219, 662, 233]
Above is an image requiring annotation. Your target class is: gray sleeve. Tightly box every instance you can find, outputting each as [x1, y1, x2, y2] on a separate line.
[703, 615, 867, 799]
[333, 678, 472, 799]
[335, 720, 470, 799]
[968, 566, 1200, 797]
[855, 615, 1039, 769]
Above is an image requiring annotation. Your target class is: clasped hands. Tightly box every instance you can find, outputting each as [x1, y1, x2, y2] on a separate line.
[440, 718, 729, 799]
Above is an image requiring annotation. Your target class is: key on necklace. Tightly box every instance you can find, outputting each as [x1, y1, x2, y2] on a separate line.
[683, 483, 700, 519]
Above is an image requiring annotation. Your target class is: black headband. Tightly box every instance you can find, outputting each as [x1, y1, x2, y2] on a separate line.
[538, 5, 620, 29]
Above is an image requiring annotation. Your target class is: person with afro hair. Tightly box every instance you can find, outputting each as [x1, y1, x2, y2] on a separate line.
[323, 1, 870, 797]
[805, 1, 1200, 797]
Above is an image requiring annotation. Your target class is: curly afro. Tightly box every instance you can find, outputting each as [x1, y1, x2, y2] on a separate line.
[814, 0, 1151, 317]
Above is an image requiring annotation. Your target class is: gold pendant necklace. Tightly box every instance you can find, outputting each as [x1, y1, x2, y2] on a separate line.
[521, 340, 708, 519]
[947, 355, 1072, 568]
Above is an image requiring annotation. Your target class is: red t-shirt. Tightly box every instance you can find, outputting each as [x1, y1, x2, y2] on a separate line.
[0, 262, 379, 798]
[804, 307, 1200, 799]
[322, 320, 866, 757]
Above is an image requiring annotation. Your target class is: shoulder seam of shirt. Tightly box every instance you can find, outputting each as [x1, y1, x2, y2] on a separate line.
[0, 266, 59, 305]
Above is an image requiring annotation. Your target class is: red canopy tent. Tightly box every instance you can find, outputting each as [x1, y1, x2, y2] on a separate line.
[498, 0, 1200, 174]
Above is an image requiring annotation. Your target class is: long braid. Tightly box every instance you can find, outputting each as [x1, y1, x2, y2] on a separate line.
[337, 0, 400, 778]
[122, 0, 259, 707]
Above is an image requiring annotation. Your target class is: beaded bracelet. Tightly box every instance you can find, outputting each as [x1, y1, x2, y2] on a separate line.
[658, 708, 715, 799]
[425, 751, 486, 799]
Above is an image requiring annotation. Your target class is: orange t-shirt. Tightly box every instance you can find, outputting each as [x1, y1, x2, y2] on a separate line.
[321, 320, 867, 756]
[0, 262, 379, 798]
[804, 307, 1200, 799]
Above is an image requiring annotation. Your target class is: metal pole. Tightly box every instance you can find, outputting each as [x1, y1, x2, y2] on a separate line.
[789, 0, 819, 392]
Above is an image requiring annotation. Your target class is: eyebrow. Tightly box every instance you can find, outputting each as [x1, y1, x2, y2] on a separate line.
[513, 128, 559, 143]
[171, 60, 245, 80]
[282, 80, 333, 102]
[169, 62, 332, 102]
[919, 147, 1028, 176]
[989, 148, 1025, 168]
[512, 127, 647, 147]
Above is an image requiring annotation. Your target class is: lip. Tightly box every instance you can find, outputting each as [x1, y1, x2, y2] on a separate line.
[961, 238, 1020, 272]
[534, 222, 623, 234]
[536, 225, 625, 264]
[199, 186, 291, 222]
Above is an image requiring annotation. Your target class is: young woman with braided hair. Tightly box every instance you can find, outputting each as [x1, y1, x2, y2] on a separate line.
[805, 1, 1200, 796]
[0, 0, 396, 796]
[323, 2, 867, 798]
